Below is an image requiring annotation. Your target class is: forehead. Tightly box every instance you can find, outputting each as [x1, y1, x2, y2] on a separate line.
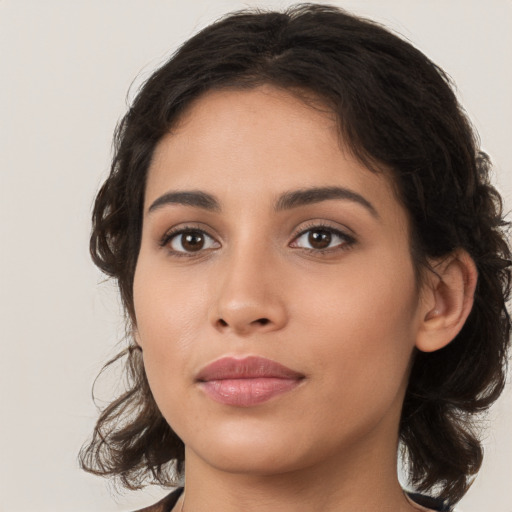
[145, 86, 403, 223]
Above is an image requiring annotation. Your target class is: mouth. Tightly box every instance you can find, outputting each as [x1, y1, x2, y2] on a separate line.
[195, 355, 305, 407]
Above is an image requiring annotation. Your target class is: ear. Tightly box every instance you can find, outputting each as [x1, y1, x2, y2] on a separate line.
[416, 250, 478, 353]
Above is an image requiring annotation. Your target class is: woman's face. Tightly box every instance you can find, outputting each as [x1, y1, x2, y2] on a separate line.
[133, 86, 425, 476]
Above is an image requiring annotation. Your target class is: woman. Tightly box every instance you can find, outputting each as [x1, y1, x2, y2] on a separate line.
[80, 5, 511, 512]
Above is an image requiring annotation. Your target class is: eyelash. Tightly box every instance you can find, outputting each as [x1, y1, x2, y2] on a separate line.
[159, 223, 356, 258]
[159, 225, 219, 258]
[290, 222, 356, 255]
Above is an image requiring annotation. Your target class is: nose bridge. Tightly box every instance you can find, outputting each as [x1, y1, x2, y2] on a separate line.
[210, 232, 287, 334]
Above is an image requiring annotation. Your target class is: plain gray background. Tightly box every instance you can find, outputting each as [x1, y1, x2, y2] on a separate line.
[1, 1, 511, 511]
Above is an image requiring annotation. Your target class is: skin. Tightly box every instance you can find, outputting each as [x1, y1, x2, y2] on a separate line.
[133, 86, 473, 512]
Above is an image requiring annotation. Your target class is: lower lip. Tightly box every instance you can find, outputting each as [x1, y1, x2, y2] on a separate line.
[199, 377, 302, 407]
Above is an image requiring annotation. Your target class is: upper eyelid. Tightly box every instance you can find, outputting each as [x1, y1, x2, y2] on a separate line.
[291, 220, 355, 239]
[160, 223, 219, 242]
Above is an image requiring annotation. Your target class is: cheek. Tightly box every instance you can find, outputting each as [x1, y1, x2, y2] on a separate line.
[133, 254, 207, 346]
[296, 254, 419, 397]
[132, 259, 203, 404]
[300, 252, 418, 334]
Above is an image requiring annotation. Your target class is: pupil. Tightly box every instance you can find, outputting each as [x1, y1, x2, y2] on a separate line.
[308, 230, 331, 249]
[183, 231, 204, 251]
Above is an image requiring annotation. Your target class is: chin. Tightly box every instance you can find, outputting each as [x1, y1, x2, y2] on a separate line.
[183, 420, 316, 476]
[194, 446, 307, 477]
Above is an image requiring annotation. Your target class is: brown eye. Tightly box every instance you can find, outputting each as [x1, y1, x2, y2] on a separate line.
[290, 225, 355, 253]
[181, 231, 205, 251]
[167, 229, 219, 254]
[308, 230, 332, 249]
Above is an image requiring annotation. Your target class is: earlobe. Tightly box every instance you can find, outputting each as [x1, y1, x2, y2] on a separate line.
[416, 250, 478, 353]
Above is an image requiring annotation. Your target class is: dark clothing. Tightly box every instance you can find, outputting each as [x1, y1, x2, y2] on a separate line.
[133, 487, 451, 512]
[407, 492, 451, 511]
[133, 487, 183, 512]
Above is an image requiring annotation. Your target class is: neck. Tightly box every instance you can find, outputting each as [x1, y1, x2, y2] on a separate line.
[179, 434, 416, 512]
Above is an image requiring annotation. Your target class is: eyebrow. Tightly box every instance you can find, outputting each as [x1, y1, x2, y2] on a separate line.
[147, 186, 378, 218]
[274, 186, 378, 217]
[148, 191, 221, 213]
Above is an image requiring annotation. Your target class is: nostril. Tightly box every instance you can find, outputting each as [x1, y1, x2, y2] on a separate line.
[215, 317, 272, 330]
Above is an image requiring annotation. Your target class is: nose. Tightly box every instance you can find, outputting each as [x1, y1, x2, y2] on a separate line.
[209, 246, 288, 336]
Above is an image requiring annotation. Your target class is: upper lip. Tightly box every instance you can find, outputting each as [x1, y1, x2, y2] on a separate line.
[196, 356, 305, 382]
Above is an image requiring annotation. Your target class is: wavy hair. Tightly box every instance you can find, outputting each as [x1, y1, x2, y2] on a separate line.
[80, 4, 511, 506]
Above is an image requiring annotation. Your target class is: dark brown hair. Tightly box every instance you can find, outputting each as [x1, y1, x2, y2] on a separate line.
[80, 4, 511, 507]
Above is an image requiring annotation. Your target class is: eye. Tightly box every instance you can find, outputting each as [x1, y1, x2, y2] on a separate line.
[162, 228, 220, 255]
[290, 225, 355, 252]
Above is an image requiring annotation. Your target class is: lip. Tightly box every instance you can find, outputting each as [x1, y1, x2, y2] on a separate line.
[196, 356, 305, 407]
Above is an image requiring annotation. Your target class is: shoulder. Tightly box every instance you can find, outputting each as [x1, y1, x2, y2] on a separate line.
[132, 488, 184, 512]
